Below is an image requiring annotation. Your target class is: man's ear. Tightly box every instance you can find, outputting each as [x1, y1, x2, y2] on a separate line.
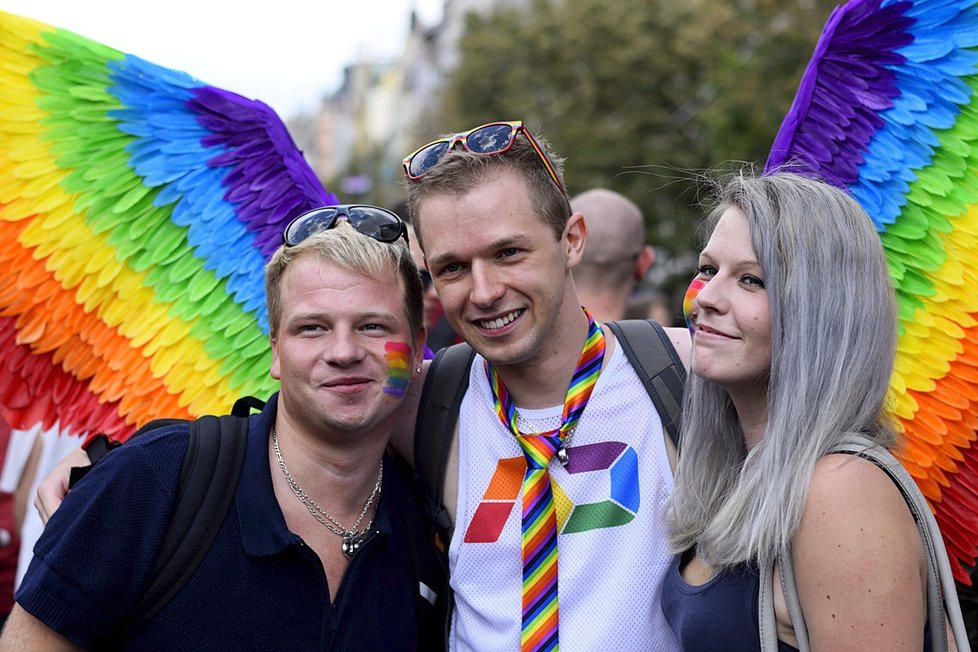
[270, 335, 282, 380]
[412, 325, 428, 377]
[564, 212, 588, 267]
[635, 245, 654, 282]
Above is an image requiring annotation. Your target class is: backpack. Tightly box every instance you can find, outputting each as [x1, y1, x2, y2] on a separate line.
[412, 317, 687, 536]
[69, 396, 262, 637]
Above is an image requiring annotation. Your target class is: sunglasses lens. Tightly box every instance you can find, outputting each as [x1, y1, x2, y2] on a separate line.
[283, 208, 338, 246]
[465, 123, 516, 154]
[408, 141, 451, 178]
[347, 207, 405, 243]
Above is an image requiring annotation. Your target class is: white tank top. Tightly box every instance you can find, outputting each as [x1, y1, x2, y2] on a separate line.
[449, 341, 681, 651]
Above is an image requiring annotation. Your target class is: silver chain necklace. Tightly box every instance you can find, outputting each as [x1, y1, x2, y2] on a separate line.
[271, 427, 383, 559]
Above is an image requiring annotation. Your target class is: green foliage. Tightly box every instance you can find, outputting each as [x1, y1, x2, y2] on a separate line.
[437, 0, 843, 289]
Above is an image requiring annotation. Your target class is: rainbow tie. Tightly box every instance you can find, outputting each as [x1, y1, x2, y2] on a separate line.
[486, 308, 606, 652]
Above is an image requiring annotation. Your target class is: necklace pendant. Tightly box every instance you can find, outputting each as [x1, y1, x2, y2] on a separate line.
[341, 533, 360, 559]
[556, 447, 569, 466]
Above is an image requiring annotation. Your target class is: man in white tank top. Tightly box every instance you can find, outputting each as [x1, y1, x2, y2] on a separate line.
[399, 121, 692, 651]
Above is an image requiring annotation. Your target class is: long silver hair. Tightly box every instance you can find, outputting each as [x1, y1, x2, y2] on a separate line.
[665, 171, 898, 568]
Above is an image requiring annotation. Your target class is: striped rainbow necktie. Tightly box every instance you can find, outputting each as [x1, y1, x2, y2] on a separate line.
[485, 308, 606, 651]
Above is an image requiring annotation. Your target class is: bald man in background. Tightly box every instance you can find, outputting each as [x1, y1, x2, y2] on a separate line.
[570, 188, 654, 321]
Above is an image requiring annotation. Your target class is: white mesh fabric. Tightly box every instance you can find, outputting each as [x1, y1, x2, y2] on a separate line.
[449, 339, 681, 651]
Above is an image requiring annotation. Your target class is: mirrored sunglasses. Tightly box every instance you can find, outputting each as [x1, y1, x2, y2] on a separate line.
[282, 205, 408, 247]
[402, 120, 566, 194]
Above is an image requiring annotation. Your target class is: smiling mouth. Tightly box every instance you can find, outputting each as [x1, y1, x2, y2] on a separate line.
[323, 377, 372, 389]
[478, 309, 523, 330]
[697, 325, 734, 339]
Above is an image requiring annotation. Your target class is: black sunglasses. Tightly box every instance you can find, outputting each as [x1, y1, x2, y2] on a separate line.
[282, 205, 408, 247]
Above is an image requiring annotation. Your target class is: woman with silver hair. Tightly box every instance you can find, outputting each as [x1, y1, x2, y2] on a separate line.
[661, 172, 966, 650]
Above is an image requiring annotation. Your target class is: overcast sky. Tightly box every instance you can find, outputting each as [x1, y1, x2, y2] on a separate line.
[3, 0, 444, 119]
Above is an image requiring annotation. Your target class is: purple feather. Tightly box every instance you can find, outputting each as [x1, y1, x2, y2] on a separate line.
[190, 87, 337, 259]
[766, 0, 913, 183]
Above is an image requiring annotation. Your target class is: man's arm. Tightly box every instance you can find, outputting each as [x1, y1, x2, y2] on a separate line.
[0, 605, 82, 652]
[34, 447, 90, 525]
[19, 434, 186, 649]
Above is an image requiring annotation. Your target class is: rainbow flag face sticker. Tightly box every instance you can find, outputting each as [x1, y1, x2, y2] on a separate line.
[384, 342, 411, 397]
[683, 278, 705, 335]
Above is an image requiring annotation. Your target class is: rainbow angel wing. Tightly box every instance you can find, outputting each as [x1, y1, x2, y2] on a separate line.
[766, 0, 978, 582]
[0, 10, 337, 440]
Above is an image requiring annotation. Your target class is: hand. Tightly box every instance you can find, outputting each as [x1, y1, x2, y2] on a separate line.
[33, 448, 90, 525]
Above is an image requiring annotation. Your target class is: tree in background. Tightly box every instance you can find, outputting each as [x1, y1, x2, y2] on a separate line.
[437, 0, 841, 297]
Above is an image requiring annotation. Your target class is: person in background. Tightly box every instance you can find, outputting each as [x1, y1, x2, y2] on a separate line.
[661, 172, 963, 650]
[626, 283, 676, 326]
[0, 414, 17, 629]
[569, 188, 654, 322]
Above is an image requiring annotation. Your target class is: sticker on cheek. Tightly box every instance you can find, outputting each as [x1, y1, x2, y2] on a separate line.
[683, 279, 705, 335]
[384, 342, 411, 397]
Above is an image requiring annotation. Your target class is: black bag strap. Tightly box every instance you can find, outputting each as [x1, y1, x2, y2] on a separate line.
[414, 342, 476, 531]
[396, 455, 450, 650]
[606, 319, 686, 450]
[231, 395, 266, 417]
[122, 399, 260, 636]
[413, 344, 474, 646]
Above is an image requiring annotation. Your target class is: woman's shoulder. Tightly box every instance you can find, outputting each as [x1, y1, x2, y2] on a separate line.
[805, 452, 917, 536]
[811, 450, 894, 493]
[797, 450, 926, 589]
[788, 452, 928, 648]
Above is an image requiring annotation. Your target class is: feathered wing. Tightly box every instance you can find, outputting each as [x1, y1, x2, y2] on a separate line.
[0, 10, 337, 441]
[766, 0, 978, 582]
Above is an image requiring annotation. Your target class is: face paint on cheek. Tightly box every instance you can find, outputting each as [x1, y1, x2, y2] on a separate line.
[383, 342, 411, 397]
[683, 279, 705, 335]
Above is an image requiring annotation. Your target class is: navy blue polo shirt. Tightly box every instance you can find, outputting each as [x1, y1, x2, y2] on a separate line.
[16, 395, 445, 650]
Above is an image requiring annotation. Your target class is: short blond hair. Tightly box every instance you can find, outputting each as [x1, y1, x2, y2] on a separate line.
[264, 222, 423, 338]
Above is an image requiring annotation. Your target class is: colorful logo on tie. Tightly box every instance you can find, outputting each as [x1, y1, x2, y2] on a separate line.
[383, 342, 410, 397]
[464, 441, 640, 543]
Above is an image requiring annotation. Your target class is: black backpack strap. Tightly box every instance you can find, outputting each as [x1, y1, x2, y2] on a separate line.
[606, 319, 686, 450]
[413, 343, 473, 647]
[395, 456, 450, 651]
[231, 395, 266, 417]
[69, 419, 188, 488]
[122, 410, 252, 636]
[414, 342, 476, 532]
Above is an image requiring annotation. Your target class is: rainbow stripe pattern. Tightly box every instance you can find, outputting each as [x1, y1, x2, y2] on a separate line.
[682, 278, 705, 335]
[766, 0, 978, 582]
[0, 10, 336, 440]
[485, 308, 606, 651]
[383, 341, 411, 397]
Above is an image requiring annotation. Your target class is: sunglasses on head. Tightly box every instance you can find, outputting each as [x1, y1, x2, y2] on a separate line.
[402, 120, 566, 195]
[282, 205, 408, 247]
